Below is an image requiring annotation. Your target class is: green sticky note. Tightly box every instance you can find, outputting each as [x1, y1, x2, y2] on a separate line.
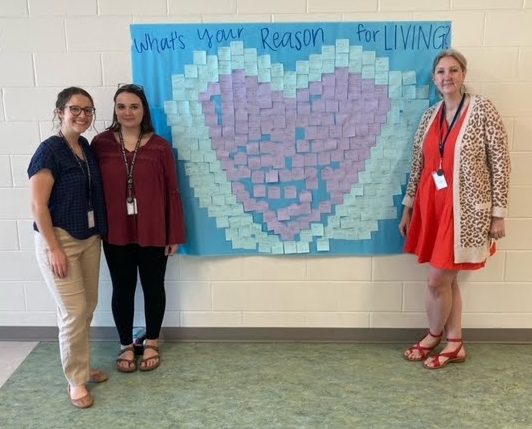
[283, 241, 297, 254]
[335, 53, 349, 67]
[297, 242, 310, 253]
[230, 41, 244, 56]
[317, 238, 330, 252]
[184, 64, 198, 78]
[403, 70, 416, 85]
[193, 50, 207, 65]
[362, 65, 375, 79]
[311, 223, 324, 237]
[336, 39, 350, 53]
[362, 51, 376, 65]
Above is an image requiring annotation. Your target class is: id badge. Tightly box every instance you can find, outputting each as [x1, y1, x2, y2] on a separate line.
[432, 171, 448, 190]
[87, 210, 95, 228]
[127, 198, 138, 215]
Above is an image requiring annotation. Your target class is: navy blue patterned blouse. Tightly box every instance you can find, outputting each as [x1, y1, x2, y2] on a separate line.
[28, 135, 107, 239]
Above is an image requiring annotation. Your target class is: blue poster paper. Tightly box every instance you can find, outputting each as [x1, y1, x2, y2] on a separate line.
[130, 21, 451, 255]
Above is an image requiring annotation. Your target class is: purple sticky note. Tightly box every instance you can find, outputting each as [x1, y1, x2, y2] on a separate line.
[297, 102, 311, 116]
[296, 140, 310, 153]
[284, 186, 297, 199]
[265, 170, 279, 183]
[309, 81, 322, 95]
[320, 201, 332, 213]
[254, 184, 266, 198]
[248, 156, 261, 170]
[312, 99, 325, 112]
[325, 100, 339, 113]
[318, 152, 331, 165]
[292, 167, 305, 180]
[234, 152, 248, 165]
[247, 142, 260, 155]
[296, 89, 310, 102]
[251, 170, 265, 183]
[261, 154, 274, 167]
[292, 154, 305, 168]
[268, 186, 281, 199]
[306, 177, 319, 190]
[279, 169, 293, 182]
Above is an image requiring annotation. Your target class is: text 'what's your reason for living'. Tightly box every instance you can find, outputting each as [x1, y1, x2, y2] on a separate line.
[134, 23, 451, 54]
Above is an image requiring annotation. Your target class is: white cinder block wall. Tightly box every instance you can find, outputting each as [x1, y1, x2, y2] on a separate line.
[1, 0, 531, 330]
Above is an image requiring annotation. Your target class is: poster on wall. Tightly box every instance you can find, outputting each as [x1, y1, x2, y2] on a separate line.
[130, 21, 451, 255]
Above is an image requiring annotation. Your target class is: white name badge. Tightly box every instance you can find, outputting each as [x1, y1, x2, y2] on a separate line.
[87, 210, 95, 228]
[127, 198, 138, 215]
[432, 171, 448, 190]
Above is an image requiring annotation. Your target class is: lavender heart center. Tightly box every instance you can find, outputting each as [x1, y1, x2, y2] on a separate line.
[199, 68, 391, 240]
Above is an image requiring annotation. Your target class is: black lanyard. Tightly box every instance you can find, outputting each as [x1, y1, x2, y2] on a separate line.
[439, 93, 466, 159]
[60, 131, 92, 209]
[118, 130, 143, 204]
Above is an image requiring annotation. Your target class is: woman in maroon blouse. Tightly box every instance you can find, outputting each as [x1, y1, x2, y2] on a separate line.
[92, 84, 186, 373]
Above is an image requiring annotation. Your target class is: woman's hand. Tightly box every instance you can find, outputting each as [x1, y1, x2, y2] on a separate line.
[49, 247, 68, 278]
[165, 244, 179, 256]
[489, 217, 506, 240]
[399, 207, 413, 238]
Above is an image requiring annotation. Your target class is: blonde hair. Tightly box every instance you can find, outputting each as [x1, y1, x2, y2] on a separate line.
[432, 48, 467, 73]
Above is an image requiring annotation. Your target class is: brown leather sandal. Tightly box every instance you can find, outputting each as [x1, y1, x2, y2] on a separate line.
[67, 385, 94, 409]
[139, 344, 160, 372]
[116, 345, 137, 373]
[89, 369, 109, 383]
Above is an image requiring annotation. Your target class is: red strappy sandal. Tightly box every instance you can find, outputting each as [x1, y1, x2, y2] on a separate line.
[423, 338, 466, 370]
[403, 331, 443, 362]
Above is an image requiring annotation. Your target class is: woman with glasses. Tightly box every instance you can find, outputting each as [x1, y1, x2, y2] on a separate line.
[91, 84, 186, 373]
[28, 87, 108, 408]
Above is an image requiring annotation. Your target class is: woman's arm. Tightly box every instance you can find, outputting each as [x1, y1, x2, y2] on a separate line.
[30, 170, 68, 278]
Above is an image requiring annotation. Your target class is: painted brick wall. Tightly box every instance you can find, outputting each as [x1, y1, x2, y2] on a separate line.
[0, 0, 531, 328]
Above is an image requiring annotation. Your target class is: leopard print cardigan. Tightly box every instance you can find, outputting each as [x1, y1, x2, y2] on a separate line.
[402, 94, 510, 264]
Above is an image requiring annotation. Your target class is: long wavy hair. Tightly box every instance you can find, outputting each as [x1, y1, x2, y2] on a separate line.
[107, 84, 154, 133]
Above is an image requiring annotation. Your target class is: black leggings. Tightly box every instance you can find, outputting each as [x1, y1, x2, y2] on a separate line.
[103, 242, 168, 346]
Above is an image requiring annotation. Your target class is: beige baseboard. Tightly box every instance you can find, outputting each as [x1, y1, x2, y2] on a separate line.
[1, 326, 531, 343]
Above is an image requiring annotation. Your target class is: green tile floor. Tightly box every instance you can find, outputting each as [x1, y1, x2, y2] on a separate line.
[1, 341, 531, 428]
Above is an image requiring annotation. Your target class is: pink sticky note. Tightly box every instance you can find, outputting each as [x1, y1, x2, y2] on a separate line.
[296, 140, 310, 153]
[292, 167, 305, 180]
[268, 186, 281, 199]
[297, 102, 311, 116]
[320, 201, 332, 213]
[306, 177, 319, 190]
[323, 86, 335, 99]
[248, 156, 261, 170]
[292, 155, 305, 168]
[234, 152, 248, 165]
[311, 140, 324, 153]
[261, 154, 274, 167]
[318, 152, 331, 165]
[284, 186, 297, 199]
[251, 171, 265, 183]
[299, 190, 312, 203]
[279, 169, 293, 182]
[277, 208, 290, 221]
[312, 99, 325, 112]
[309, 82, 322, 95]
[254, 184, 266, 198]
[304, 153, 317, 166]
[265, 170, 279, 183]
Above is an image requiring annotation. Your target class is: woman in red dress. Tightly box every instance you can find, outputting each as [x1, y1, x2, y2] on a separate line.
[399, 49, 510, 369]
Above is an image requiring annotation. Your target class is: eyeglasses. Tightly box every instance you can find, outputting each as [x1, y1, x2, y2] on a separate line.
[65, 105, 96, 116]
[117, 83, 144, 92]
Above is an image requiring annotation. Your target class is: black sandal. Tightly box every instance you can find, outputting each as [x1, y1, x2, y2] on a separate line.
[139, 345, 160, 372]
[116, 345, 137, 373]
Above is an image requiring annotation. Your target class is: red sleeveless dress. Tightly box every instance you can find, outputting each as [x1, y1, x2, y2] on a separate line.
[404, 103, 493, 270]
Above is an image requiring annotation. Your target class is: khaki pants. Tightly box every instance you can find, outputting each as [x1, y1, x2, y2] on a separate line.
[34, 228, 101, 386]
